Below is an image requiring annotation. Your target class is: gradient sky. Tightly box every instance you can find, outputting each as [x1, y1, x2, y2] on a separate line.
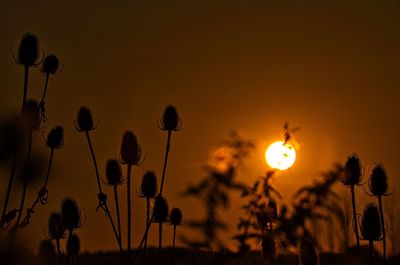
[1, 1, 400, 252]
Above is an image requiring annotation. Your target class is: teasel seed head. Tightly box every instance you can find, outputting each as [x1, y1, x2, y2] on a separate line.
[105, 159, 123, 185]
[61, 198, 81, 231]
[360, 203, 382, 241]
[17, 33, 39, 66]
[41, 54, 60, 74]
[75, 106, 94, 132]
[140, 170, 158, 198]
[66, 233, 80, 257]
[159, 105, 182, 131]
[21, 100, 40, 131]
[119, 130, 142, 165]
[47, 212, 65, 240]
[38, 240, 57, 265]
[342, 153, 362, 186]
[170, 207, 183, 226]
[46, 126, 64, 150]
[154, 195, 169, 223]
[369, 163, 389, 196]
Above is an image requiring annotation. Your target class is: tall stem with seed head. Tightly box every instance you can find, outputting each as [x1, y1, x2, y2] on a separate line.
[378, 195, 386, 264]
[350, 185, 360, 247]
[126, 164, 132, 264]
[22, 65, 29, 109]
[113, 184, 123, 257]
[144, 197, 150, 252]
[172, 225, 176, 249]
[158, 221, 163, 265]
[159, 130, 171, 196]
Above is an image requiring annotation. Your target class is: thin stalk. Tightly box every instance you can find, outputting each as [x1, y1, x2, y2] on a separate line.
[0, 155, 18, 229]
[159, 130, 171, 196]
[22, 65, 29, 109]
[133, 212, 155, 264]
[126, 164, 132, 264]
[172, 225, 176, 249]
[369, 240, 374, 265]
[67, 230, 73, 265]
[144, 197, 150, 252]
[56, 239, 61, 264]
[350, 185, 360, 247]
[158, 221, 163, 265]
[378, 196, 386, 264]
[40, 73, 50, 103]
[113, 184, 123, 257]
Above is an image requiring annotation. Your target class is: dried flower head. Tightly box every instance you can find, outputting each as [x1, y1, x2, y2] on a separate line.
[66, 234, 80, 257]
[369, 163, 389, 196]
[154, 196, 169, 223]
[38, 240, 57, 265]
[47, 212, 65, 240]
[140, 171, 158, 198]
[21, 100, 40, 131]
[105, 159, 123, 185]
[46, 126, 64, 150]
[41, 54, 60, 74]
[61, 198, 81, 231]
[75, 107, 94, 132]
[159, 105, 182, 131]
[17, 33, 39, 66]
[342, 154, 362, 186]
[360, 203, 382, 241]
[119, 130, 142, 165]
[170, 207, 183, 226]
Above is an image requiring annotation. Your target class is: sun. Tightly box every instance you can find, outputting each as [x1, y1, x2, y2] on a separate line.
[265, 141, 296, 170]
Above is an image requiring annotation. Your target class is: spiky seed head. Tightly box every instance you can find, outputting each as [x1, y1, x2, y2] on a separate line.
[46, 126, 64, 149]
[343, 154, 362, 186]
[61, 198, 80, 230]
[17, 33, 39, 66]
[261, 232, 276, 263]
[369, 163, 388, 196]
[170, 207, 183, 226]
[160, 105, 181, 131]
[42, 54, 60, 74]
[360, 203, 382, 241]
[48, 212, 65, 240]
[75, 107, 94, 132]
[106, 159, 123, 185]
[141, 171, 158, 198]
[120, 130, 141, 165]
[38, 240, 57, 265]
[299, 237, 319, 265]
[154, 196, 169, 223]
[21, 100, 40, 131]
[66, 234, 80, 257]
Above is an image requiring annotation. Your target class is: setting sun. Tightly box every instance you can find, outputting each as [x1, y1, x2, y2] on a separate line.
[265, 141, 296, 170]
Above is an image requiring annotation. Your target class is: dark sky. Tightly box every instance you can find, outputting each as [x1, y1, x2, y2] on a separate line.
[1, 1, 400, 251]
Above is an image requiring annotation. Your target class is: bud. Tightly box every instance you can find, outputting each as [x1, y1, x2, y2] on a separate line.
[140, 171, 158, 198]
[360, 203, 382, 241]
[369, 163, 388, 196]
[17, 33, 39, 66]
[105, 159, 123, 185]
[46, 126, 64, 150]
[66, 233, 80, 257]
[38, 240, 57, 265]
[47, 212, 65, 240]
[22, 100, 40, 131]
[160, 105, 182, 131]
[170, 207, 183, 226]
[119, 130, 141, 165]
[61, 198, 81, 230]
[42, 54, 60, 74]
[342, 154, 362, 186]
[75, 107, 94, 132]
[154, 196, 169, 223]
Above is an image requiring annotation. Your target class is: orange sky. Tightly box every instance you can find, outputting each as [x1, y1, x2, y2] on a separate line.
[1, 1, 400, 252]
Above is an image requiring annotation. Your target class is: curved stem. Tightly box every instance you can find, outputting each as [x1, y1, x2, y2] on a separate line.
[127, 164, 132, 264]
[378, 196, 386, 264]
[41, 73, 50, 103]
[22, 65, 29, 109]
[114, 184, 123, 257]
[172, 225, 176, 249]
[144, 197, 150, 252]
[350, 185, 360, 247]
[84, 131, 102, 194]
[158, 221, 163, 265]
[1, 155, 18, 229]
[159, 130, 171, 196]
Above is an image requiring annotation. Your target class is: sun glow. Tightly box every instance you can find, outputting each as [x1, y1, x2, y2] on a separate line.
[265, 141, 296, 170]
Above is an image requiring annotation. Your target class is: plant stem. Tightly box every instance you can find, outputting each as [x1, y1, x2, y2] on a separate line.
[127, 164, 132, 264]
[378, 195, 386, 264]
[22, 65, 28, 109]
[159, 130, 171, 196]
[350, 185, 360, 247]
[172, 224, 176, 249]
[159, 221, 163, 265]
[56, 239, 61, 265]
[0, 155, 18, 229]
[144, 197, 150, 252]
[369, 240, 374, 265]
[84, 131, 102, 194]
[113, 184, 123, 257]
[41, 73, 50, 103]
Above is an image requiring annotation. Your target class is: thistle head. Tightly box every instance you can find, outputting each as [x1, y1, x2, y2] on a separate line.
[46, 126, 64, 150]
[119, 130, 142, 165]
[342, 154, 362, 186]
[41, 54, 60, 74]
[66, 233, 80, 257]
[47, 212, 65, 240]
[61, 198, 81, 231]
[21, 100, 40, 131]
[170, 207, 183, 226]
[105, 159, 123, 185]
[159, 105, 182, 131]
[360, 203, 382, 241]
[154, 196, 169, 223]
[369, 163, 389, 196]
[38, 240, 56, 265]
[140, 171, 158, 198]
[75, 107, 94, 132]
[17, 33, 39, 66]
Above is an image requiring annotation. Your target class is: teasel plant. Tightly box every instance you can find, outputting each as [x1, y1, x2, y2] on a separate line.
[66, 233, 80, 265]
[119, 130, 142, 263]
[139, 170, 158, 252]
[367, 163, 391, 264]
[105, 159, 124, 256]
[153, 195, 169, 264]
[359, 203, 383, 265]
[74, 106, 120, 248]
[342, 154, 363, 247]
[169, 207, 183, 249]
[47, 212, 66, 258]
[39, 54, 60, 122]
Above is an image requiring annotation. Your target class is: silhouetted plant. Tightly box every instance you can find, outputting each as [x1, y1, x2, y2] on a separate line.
[153, 195, 169, 264]
[47, 212, 65, 256]
[170, 207, 183, 249]
[66, 233, 80, 265]
[359, 203, 383, 265]
[38, 240, 57, 265]
[342, 154, 363, 247]
[299, 237, 319, 265]
[39, 54, 60, 121]
[368, 163, 390, 263]
[61, 198, 81, 233]
[140, 170, 158, 252]
[119, 130, 142, 263]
